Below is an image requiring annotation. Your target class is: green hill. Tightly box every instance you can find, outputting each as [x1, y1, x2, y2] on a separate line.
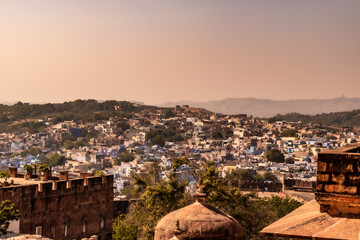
[268, 110, 360, 127]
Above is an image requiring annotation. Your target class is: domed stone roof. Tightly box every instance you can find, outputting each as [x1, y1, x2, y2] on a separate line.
[154, 199, 244, 240]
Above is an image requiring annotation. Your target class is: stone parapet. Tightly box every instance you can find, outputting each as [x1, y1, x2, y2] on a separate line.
[0, 175, 114, 240]
[315, 144, 360, 217]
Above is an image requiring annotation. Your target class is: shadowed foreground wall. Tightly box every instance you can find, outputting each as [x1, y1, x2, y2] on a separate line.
[0, 175, 113, 240]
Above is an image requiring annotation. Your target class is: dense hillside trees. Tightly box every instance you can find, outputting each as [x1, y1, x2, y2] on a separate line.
[224, 169, 278, 185]
[279, 129, 298, 137]
[42, 154, 68, 167]
[0, 100, 136, 128]
[268, 109, 360, 127]
[145, 125, 184, 146]
[113, 159, 302, 240]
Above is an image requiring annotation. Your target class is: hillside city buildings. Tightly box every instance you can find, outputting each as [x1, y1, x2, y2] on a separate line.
[0, 105, 359, 238]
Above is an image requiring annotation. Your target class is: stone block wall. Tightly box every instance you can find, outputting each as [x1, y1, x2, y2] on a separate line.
[316, 153, 360, 195]
[0, 175, 113, 240]
[316, 145, 360, 217]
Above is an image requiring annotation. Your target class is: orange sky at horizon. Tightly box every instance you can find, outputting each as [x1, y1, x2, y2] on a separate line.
[0, 1, 359, 105]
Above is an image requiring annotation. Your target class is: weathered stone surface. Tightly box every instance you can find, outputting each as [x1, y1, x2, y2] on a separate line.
[0, 174, 113, 240]
[155, 201, 244, 240]
[6, 234, 52, 240]
[261, 200, 360, 240]
[317, 161, 327, 172]
[316, 144, 360, 217]
[317, 174, 329, 182]
[331, 174, 345, 184]
[323, 184, 357, 194]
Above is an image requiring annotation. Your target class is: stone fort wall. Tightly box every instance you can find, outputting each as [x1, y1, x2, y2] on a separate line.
[316, 144, 360, 217]
[0, 175, 113, 240]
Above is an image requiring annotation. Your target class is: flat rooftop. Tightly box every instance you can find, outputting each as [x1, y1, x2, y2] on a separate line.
[8, 177, 46, 186]
[261, 200, 360, 239]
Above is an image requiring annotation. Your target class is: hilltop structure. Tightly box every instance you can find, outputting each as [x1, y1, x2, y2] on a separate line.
[1, 168, 113, 240]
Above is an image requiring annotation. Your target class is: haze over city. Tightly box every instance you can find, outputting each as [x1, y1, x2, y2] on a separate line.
[1, 0, 360, 105]
[3, 1, 360, 240]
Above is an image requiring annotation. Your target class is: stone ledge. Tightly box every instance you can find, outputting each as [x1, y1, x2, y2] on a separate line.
[316, 192, 360, 217]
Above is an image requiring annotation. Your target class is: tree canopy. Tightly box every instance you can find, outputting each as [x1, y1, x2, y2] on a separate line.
[113, 159, 302, 240]
[146, 125, 184, 147]
[285, 157, 295, 164]
[279, 129, 298, 137]
[42, 154, 68, 167]
[114, 150, 135, 165]
[0, 200, 19, 236]
[268, 110, 360, 127]
[266, 149, 285, 163]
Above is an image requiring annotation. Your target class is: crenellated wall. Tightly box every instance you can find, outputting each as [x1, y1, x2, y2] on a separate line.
[0, 175, 113, 240]
[238, 180, 282, 192]
[284, 178, 316, 192]
[316, 144, 360, 217]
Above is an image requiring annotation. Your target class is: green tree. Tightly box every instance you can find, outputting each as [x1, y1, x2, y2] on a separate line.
[38, 164, 49, 173]
[113, 158, 302, 240]
[0, 172, 10, 182]
[116, 121, 130, 131]
[163, 125, 176, 138]
[224, 169, 278, 185]
[327, 135, 337, 141]
[285, 157, 295, 164]
[279, 129, 298, 137]
[164, 109, 175, 119]
[63, 139, 86, 149]
[85, 129, 99, 141]
[114, 150, 135, 165]
[113, 215, 138, 240]
[64, 140, 75, 150]
[143, 120, 151, 127]
[0, 115, 9, 123]
[0, 171, 11, 187]
[42, 154, 67, 167]
[172, 156, 189, 170]
[212, 130, 223, 140]
[263, 172, 278, 182]
[21, 148, 42, 157]
[199, 162, 297, 239]
[257, 195, 302, 218]
[0, 200, 19, 236]
[225, 169, 254, 186]
[224, 127, 233, 138]
[113, 158, 191, 239]
[150, 135, 165, 147]
[266, 149, 285, 163]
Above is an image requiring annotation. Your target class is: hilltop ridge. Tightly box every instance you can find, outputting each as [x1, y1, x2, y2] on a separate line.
[160, 97, 360, 117]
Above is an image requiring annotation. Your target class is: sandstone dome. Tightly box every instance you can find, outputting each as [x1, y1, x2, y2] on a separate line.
[154, 200, 244, 240]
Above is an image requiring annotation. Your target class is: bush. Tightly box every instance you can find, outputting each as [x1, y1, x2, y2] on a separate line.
[279, 129, 298, 137]
[0, 200, 19, 236]
[114, 150, 135, 165]
[285, 157, 295, 164]
[266, 149, 285, 163]
[42, 154, 67, 167]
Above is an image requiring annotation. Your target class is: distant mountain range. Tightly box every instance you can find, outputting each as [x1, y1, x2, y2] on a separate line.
[160, 97, 360, 117]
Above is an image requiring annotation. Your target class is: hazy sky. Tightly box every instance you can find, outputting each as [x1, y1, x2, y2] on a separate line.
[1, 1, 360, 105]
